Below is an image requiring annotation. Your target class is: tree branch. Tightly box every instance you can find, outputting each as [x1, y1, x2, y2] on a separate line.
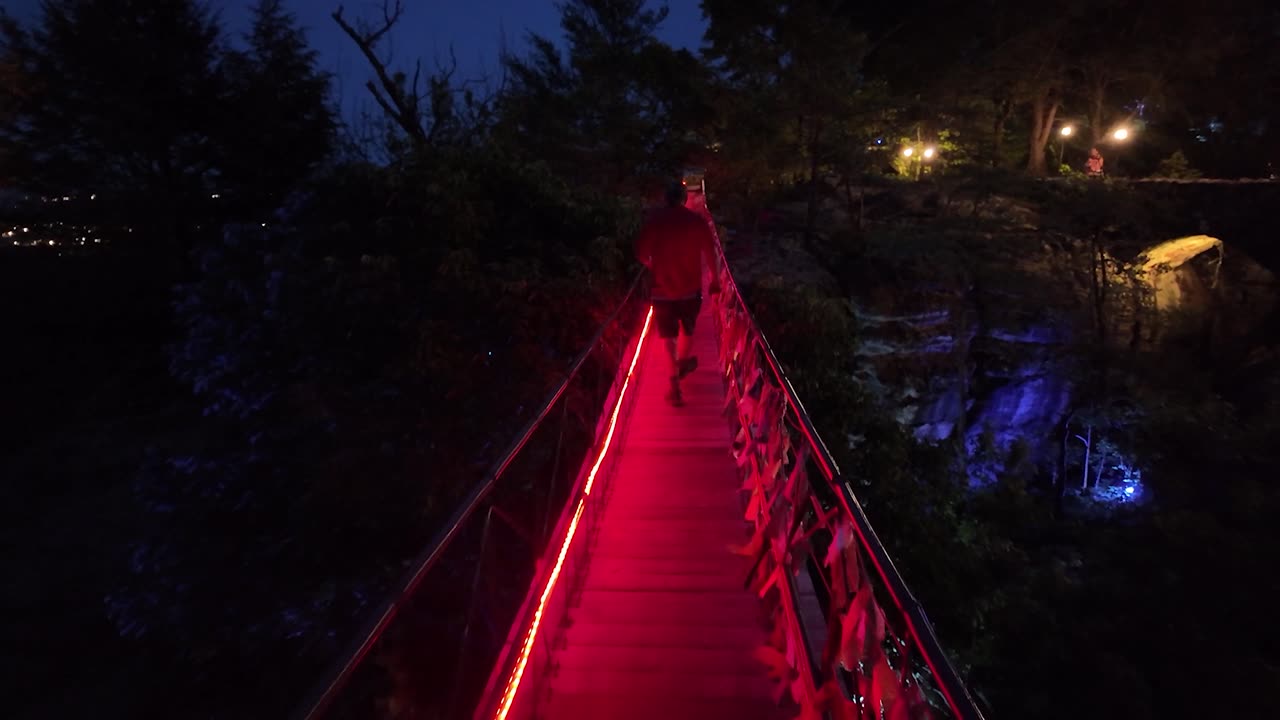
[333, 2, 427, 147]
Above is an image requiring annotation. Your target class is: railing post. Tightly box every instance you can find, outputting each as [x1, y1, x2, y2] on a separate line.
[540, 400, 570, 548]
[447, 506, 497, 719]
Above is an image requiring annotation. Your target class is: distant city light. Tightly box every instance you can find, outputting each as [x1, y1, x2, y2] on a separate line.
[211, 193, 220, 199]
[902, 147, 914, 157]
[90, 194, 96, 200]
[22, 227, 29, 233]
[923, 147, 937, 160]
[1060, 125, 1074, 137]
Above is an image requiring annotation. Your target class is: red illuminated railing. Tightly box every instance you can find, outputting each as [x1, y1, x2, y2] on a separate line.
[295, 272, 652, 720]
[704, 206, 986, 719]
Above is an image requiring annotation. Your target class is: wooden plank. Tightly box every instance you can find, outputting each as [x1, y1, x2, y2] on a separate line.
[536, 300, 788, 720]
[550, 668, 776, 699]
[560, 621, 762, 650]
[554, 644, 762, 673]
[541, 692, 781, 720]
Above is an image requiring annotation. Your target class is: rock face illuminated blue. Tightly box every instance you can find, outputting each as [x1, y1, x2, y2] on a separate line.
[845, 225, 1275, 499]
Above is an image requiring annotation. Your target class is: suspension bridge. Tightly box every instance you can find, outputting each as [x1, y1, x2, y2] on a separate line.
[296, 195, 987, 720]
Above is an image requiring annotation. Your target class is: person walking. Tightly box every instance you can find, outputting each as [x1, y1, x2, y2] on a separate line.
[635, 181, 719, 406]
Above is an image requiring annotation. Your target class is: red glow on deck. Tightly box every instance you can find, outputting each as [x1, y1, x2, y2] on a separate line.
[492, 306, 654, 720]
[584, 308, 654, 497]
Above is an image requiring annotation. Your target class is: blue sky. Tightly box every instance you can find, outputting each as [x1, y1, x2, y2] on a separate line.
[5, 1, 708, 119]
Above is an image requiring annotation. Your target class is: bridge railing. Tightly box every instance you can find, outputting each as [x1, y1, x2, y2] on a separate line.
[705, 214, 986, 720]
[296, 272, 652, 720]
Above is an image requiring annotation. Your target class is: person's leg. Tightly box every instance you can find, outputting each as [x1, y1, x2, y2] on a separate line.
[664, 335, 683, 406]
[664, 337, 680, 378]
[653, 300, 683, 405]
[675, 296, 701, 378]
[676, 332, 693, 363]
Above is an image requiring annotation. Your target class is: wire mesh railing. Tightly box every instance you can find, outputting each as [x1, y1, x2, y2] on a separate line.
[296, 272, 652, 720]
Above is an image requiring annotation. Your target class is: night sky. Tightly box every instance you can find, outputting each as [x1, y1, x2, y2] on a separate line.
[4, 0, 707, 118]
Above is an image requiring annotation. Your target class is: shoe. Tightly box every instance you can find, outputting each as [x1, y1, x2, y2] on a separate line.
[665, 378, 684, 407]
[677, 355, 698, 380]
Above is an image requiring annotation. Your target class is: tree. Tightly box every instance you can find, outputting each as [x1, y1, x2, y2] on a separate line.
[0, 1, 224, 204]
[332, 1, 492, 154]
[0, 0, 337, 250]
[496, 0, 714, 193]
[0, 44, 22, 187]
[703, 0, 872, 233]
[220, 0, 336, 216]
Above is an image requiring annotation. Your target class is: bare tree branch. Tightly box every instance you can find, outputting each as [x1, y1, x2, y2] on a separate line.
[332, 2, 427, 148]
[364, 79, 401, 129]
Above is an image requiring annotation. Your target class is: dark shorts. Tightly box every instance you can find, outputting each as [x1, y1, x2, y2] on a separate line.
[652, 295, 701, 339]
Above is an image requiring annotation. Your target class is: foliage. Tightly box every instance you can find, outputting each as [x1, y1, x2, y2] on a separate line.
[218, 0, 336, 214]
[740, 202, 1280, 718]
[1152, 150, 1202, 180]
[103, 145, 639, 716]
[496, 0, 714, 194]
[703, 0, 877, 231]
[0, 0, 336, 237]
[0, 0, 225, 198]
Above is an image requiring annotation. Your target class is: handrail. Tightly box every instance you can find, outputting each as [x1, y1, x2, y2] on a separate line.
[296, 270, 646, 720]
[704, 205, 985, 720]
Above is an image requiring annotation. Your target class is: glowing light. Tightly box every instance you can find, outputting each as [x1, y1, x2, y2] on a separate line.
[922, 147, 936, 160]
[1113, 128, 1129, 141]
[493, 306, 654, 720]
[211, 193, 220, 199]
[1124, 486, 1135, 496]
[22, 227, 29, 233]
[90, 194, 96, 200]
[1060, 125, 1074, 137]
[901, 147, 914, 158]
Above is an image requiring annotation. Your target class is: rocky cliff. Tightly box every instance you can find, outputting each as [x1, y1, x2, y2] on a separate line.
[729, 184, 1278, 495]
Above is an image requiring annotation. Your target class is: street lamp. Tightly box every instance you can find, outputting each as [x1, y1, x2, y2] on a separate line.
[1058, 125, 1074, 167]
[902, 144, 939, 179]
[1112, 128, 1129, 141]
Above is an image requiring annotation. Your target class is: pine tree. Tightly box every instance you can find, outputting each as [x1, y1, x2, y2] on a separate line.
[0, 0, 224, 201]
[497, 0, 713, 192]
[219, 0, 335, 216]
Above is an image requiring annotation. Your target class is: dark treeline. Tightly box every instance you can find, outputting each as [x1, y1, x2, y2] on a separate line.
[0, 0, 1276, 718]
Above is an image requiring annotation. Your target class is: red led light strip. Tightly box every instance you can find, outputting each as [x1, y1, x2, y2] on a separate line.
[492, 306, 654, 720]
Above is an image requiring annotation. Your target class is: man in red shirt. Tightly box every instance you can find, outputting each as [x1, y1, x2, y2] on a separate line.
[635, 181, 719, 406]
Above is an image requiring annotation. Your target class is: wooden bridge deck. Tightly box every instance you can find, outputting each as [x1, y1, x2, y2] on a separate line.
[538, 299, 787, 720]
